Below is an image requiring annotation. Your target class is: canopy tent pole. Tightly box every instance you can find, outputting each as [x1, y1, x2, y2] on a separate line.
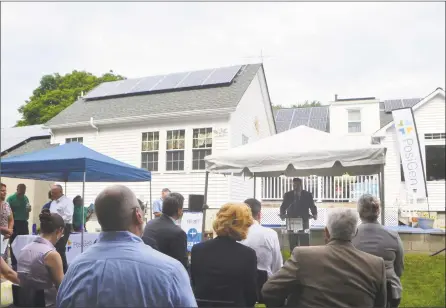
[253, 174, 256, 198]
[149, 181, 153, 221]
[201, 171, 209, 242]
[379, 165, 385, 225]
[81, 171, 86, 253]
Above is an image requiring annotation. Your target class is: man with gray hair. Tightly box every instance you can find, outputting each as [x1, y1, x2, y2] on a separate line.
[353, 194, 404, 308]
[262, 208, 387, 308]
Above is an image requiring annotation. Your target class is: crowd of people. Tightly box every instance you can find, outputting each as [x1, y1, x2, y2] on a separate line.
[0, 180, 405, 308]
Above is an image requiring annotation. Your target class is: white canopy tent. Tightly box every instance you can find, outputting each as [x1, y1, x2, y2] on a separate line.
[201, 126, 387, 234]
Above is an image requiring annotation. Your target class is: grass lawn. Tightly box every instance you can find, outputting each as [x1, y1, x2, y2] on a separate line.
[257, 251, 445, 308]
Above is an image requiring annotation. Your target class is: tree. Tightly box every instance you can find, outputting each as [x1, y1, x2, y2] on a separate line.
[272, 100, 322, 110]
[16, 70, 125, 126]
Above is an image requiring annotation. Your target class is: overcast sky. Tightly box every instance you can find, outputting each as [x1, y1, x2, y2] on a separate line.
[1, 2, 445, 128]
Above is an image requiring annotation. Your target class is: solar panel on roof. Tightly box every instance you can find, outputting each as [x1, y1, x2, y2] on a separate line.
[275, 109, 294, 122]
[204, 65, 241, 85]
[290, 117, 309, 129]
[152, 72, 189, 91]
[308, 119, 328, 131]
[384, 100, 403, 112]
[110, 79, 142, 96]
[84, 81, 122, 99]
[276, 121, 290, 133]
[130, 75, 165, 93]
[310, 107, 329, 119]
[293, 108, 311, 118]
[402, 98, 420, 108]
[176, 69, 215, 89]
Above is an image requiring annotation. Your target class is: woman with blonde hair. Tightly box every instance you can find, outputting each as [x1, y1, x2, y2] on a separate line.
[191, 202, 257, 307]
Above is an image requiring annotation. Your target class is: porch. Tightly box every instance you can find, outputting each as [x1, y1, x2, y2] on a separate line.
[261, 175, 380, 202]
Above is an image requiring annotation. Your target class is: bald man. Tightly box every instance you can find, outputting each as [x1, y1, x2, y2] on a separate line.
[56, 185, 197, 308]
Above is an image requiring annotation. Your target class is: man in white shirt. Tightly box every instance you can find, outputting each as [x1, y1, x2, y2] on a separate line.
[241, 198, 282, 277]
[49, 184, 74, 273]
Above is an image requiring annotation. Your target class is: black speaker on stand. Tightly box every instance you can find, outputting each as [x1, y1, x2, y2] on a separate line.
[188, 194, 205, 212]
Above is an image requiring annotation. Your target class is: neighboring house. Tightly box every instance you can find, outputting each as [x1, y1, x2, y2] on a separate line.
[271, 88, 445, 213]
[1, 125, 54, 157]
[44, 64, 276, 209]
[1, 125, 55, 231]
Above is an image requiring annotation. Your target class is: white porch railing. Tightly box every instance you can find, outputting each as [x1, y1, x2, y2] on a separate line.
[261, 175, 380, 202]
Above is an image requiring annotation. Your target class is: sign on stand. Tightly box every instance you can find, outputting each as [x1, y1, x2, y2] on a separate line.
[180, 212, 203, 252]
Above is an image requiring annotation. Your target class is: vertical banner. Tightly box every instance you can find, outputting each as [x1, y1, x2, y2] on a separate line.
[180, 212, 203, 252]
[392, 108, 428, 198]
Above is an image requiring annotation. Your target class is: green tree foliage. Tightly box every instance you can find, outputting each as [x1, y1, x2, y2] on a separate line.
[272, 100, 322, 111]
[16, 70, 125, 126]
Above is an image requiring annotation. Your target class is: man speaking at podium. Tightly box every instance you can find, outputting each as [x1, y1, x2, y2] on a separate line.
[280, 178, 318, 248]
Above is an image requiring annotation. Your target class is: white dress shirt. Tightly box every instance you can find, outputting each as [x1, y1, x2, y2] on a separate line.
[240, 220, 283, 277]
[49, 195, 74, 224]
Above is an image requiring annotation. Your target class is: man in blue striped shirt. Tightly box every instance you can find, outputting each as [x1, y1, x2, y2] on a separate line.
[56, 185, 196, 308]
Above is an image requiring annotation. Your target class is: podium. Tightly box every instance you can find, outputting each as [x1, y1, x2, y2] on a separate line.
[282, 216, 310, 250]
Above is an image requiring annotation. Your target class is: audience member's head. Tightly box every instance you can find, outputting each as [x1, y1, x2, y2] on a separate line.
[39, 209, 65, 244]
[325, 208, 358, 243]
[357, 194, 380, 223]
[95, 185, 144, 236]
[0, 183, 6, 201]
[51, 184, 64, 201]
[162, 192, 184, 219]
[161, 188, 171, 200]
[73, 195, 84, 207]
[293, 178, 302, 192]
[244, 198, 261, 221]
[213, 203, 254, 241]
[17, 184, 26, 196]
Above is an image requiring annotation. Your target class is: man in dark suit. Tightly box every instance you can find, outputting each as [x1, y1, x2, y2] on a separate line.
[280, 178, 318, 248]
[142, 192, 188, 269]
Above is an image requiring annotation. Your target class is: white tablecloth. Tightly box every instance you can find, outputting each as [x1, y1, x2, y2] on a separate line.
[11, 233, 100, 264]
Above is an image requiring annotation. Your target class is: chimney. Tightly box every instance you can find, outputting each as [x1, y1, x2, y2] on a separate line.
[334, 94, 338, 101]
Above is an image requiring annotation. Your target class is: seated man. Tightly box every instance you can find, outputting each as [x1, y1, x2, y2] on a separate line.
[142, 193, 188, 269]
[262, 208, 387, 308]
[240, 198, 282, 277]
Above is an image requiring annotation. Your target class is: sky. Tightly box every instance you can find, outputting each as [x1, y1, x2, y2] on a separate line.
[1, 2, 445, 128]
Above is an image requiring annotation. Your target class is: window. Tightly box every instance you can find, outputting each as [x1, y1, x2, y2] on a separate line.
[141, 132, 159, 171]
[424, 133, 446, 140]
[65, 137, 83, 143]
[242, 134, 249, 145]
[347, 110, 361, 133]
[166, 130, 185, 171]
[192, 128, 212, 170]
[425, 145, 445, 181]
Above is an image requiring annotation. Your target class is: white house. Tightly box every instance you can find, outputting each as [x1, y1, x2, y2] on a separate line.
[44, 64, 276, 212]
[272, 88, 445, 216]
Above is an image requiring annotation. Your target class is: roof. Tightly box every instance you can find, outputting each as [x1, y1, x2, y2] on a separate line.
[379, 98, 421, 128]
[274, 106, 330, 133]
[1, 125, 50, 153]
[2, 139, 58, 158]
[46, 64, 262, 127]
[375, 88, 445, 136]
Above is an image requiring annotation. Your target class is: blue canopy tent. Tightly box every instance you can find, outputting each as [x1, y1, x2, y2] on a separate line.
[1, 142, 152, 252]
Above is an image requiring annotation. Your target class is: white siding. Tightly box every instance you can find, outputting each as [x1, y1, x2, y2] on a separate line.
[329, 99, 381, 136]
[51, 117, 231, 211]
[383, 94, 445, 211]
[228, 70, 275, 202]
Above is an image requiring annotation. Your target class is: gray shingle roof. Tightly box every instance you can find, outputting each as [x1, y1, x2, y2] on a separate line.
[46, 64, 262, 127]
[1, 138, 57, 158]
[1, 125, 50, 153]
[379, 98, 421, 128]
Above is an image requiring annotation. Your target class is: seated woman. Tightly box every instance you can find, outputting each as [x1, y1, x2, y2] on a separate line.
[191, 202, 257, 307]
[16, 209, 65, 307]
[352, 194, 405, 308]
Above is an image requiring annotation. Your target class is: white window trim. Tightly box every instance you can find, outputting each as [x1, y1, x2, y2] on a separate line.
[192, 127, 213, 171]
[141, 131, 160, 172]
[346, 108, 362, 134]
[166, 129, 186, 171]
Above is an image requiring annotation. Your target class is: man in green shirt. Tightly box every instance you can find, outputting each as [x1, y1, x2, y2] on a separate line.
[73, 195, 93, 232]
[7, 183, 31, 268]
